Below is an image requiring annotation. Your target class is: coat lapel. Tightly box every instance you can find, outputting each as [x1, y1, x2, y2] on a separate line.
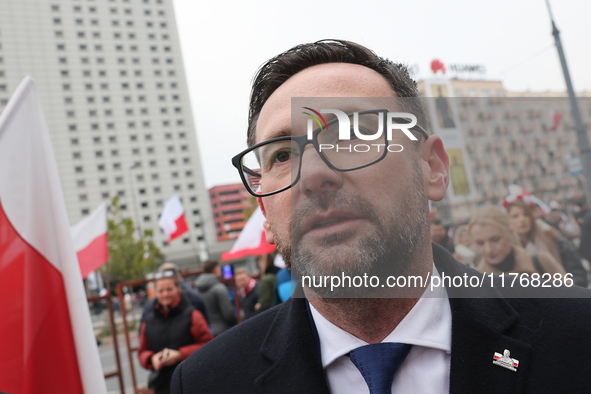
[433, 244, 532, 394]
[256, 297, 330, 394]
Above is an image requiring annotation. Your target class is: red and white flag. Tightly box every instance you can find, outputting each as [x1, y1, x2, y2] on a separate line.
[158, 194, 188, 242]
[71, 202, 109, 279]
[0, 77, 107, 394]
[221, 206, 276, 261]
[502, 184, 551, 215]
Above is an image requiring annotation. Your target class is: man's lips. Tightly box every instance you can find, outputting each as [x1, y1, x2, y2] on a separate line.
[302, 211, 362, 235]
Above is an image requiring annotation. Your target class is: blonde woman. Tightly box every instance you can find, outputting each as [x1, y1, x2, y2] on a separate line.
[468, 205, 565, 276]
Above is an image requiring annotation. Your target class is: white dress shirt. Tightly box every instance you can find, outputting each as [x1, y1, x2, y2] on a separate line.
[309, 265, 451, 394]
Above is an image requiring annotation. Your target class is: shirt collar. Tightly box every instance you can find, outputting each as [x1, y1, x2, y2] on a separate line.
[309, 264, 452, 369]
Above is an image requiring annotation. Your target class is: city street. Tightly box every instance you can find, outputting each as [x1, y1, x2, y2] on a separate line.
[99, 335, 149, 394]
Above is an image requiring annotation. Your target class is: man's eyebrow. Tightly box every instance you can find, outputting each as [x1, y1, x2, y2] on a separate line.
[262, 128, 291, 141]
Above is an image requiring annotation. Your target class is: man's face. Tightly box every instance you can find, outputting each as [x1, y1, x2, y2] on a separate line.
[255, 63, 446, 295]
[235, 272, 250, 289]
[430, 224, 446, 243]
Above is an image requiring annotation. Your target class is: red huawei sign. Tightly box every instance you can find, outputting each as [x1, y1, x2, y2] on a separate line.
[431, 59, 446, 75]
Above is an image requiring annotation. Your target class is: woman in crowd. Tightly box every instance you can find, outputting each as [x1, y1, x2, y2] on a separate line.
[138, 268, 213, 394]
[469, 205, 565, 276]
[506, 200, 561, 262]
[507, 200, 588, 287]
[452, 225, 479, 268]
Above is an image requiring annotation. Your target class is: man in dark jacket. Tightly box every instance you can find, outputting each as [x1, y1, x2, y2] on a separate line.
[140, 263, 209, 332]
[172, 39, 591, 393]
[234, 268, 259, 320]
[430, 219, 454, 254]
[194, 260, 237, 336]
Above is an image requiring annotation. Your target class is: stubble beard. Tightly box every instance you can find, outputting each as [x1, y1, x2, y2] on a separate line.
[272, 154, 430, 297]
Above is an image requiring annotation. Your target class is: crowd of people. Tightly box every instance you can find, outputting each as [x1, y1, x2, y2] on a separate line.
[431, 198, 590, 288]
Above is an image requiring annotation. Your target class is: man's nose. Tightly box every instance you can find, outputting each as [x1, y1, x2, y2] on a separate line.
[297, 146, 343, 196]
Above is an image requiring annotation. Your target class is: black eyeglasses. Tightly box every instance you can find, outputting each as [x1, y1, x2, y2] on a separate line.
[154, 270, 176, 280]
[232, 109, 429, 197]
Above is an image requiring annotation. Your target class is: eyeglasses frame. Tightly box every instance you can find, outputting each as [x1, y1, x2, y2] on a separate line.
[232, 109, 429, 197]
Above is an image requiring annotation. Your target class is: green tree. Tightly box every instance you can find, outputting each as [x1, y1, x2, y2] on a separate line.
[102, 196, 165, 283]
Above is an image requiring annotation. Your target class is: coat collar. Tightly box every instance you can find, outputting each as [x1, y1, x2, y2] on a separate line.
[256, 296, 330, 394]
[255, 244, 531, 394]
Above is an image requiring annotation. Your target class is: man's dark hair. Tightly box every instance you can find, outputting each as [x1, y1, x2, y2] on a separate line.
[202, 260, 219, 274]
[247, 39, 428, 147]
[431, 219, 443, 226]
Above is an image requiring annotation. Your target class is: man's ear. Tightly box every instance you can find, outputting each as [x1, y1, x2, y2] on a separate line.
[420, 135, 449, 202]
[258, 197, 275, 245]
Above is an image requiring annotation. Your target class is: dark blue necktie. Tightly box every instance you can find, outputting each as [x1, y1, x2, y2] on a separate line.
[349, 343, 412, 394]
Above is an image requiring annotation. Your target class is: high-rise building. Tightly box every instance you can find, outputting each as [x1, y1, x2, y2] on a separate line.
[418, 78, 591, 224]
[0, 0, 216, 265]
[209, 184, 252, 242]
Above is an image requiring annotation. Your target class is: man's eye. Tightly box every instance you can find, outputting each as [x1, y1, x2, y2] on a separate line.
[272, 150, 291, 163]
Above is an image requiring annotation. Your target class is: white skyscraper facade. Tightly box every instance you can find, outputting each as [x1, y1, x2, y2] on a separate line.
[0, 0, 216, 265]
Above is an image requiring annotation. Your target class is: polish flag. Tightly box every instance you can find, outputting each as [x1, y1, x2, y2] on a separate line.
[158, 194, 189, 242]
[0, 77, 107, 393]
[221, 206, 276, 261]
[71, 202, 109, 279]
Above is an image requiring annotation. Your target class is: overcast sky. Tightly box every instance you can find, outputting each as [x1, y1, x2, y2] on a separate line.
[172, 0, 591, 188]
